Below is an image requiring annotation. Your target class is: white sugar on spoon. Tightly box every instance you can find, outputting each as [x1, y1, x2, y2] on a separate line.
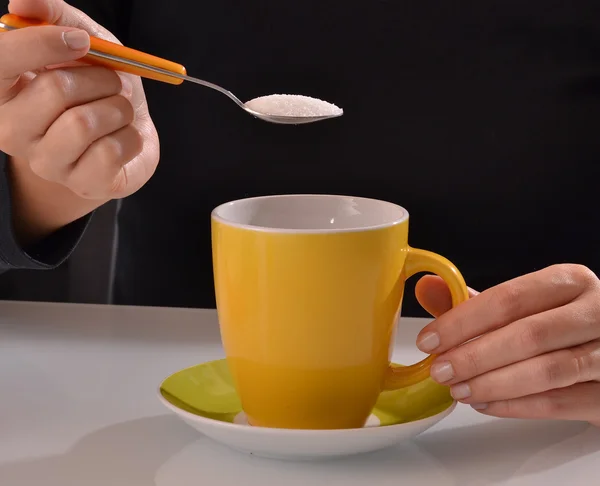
[244, 94, 343, 124]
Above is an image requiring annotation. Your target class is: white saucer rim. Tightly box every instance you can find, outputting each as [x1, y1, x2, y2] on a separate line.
[157, 385, 457, 436]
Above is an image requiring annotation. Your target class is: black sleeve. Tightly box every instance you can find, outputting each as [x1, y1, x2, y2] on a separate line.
[0, 151, 93, 272]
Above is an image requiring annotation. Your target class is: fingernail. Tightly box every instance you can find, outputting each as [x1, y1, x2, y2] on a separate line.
[62, 30, 90, 50]
[430, 361, 455, 383]
[417, 331, 440, 352]
[450, 383, 472, 400]
[120, 76, 133, 98]
[471, 403, 488, 410]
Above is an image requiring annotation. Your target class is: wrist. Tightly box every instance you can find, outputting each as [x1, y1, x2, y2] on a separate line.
[7, 155, 108, 246]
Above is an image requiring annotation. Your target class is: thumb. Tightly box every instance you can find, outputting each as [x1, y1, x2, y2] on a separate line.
[415, 275, 479, 318]
[9, 0, 150, 112]
[8, 0, 120, 42]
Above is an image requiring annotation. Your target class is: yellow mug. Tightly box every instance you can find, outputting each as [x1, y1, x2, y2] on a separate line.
[211, 195, 469, 430]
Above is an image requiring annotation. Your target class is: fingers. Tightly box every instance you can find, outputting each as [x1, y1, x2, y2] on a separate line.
[472, 381, 600, 423]
[415, 265, 600, 426]
[0, 66, 123, 154]
[429, 298, 600, 385]
[415, 275, 479, 318]
[447, 339, 600, 404]
[417, 264, 594, 354]
[2, 1, 157, 204]
[29, 94, 134, 179]
[66, 124, 144, 199]
[8, 0, 56, 21]
[0, 25, 89, 95]
[9, 0, 149, 114]
[10, 0, 121, 41]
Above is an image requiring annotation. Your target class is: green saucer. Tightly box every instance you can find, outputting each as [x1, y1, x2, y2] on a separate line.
[159, 359, 453, 427]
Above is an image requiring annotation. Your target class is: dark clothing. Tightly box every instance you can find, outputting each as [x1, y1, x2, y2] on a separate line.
[1, 1, 600, 315]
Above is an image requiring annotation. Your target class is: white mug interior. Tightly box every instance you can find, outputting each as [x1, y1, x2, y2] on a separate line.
[211, 194, 409, 233]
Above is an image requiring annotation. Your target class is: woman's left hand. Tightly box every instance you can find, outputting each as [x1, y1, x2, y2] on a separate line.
[415, 264, 600, 425]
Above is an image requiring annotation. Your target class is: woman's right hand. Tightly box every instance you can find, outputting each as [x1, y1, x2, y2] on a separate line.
[0, 0, 159, 242]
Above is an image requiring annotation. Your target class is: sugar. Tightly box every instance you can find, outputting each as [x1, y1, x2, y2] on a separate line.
[244, 94, 343, 118]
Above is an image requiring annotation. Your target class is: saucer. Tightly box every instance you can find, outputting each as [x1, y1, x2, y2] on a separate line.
[158, 359, 455, 460]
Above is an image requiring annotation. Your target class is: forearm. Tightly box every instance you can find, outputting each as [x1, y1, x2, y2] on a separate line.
[7, 155, 107, 246]
[0, 151, 92, 270]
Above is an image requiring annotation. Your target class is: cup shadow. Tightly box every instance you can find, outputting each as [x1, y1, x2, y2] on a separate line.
[414, 418, 600, 483]
[156, 416, 600, 486]
[1, 414, 597, 485]
[0, 415, 200, 486]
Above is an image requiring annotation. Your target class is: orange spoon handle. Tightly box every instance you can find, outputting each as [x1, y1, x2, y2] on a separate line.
[0, 13, 187, 85]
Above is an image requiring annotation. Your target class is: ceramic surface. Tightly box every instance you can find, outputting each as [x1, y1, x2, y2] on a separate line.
[158, 359, 456, 459]
[212, 194, 469, 428]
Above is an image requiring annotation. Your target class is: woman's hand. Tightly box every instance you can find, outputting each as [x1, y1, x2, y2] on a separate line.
[1, 0, 158, 199]
[415, 264, 600, 425]
[0, 0, 159, 242]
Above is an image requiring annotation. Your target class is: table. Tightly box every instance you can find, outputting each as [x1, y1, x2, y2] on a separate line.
[1, 300, 598, 485]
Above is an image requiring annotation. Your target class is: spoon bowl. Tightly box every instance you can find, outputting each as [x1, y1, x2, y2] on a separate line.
[243, 108, 343, 125]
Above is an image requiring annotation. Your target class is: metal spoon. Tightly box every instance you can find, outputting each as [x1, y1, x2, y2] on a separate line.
[72, 53, 343, 125]
[0, 14, 343, 125]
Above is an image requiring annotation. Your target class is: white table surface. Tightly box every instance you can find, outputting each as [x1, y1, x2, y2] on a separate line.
[0, 300, 598, 485]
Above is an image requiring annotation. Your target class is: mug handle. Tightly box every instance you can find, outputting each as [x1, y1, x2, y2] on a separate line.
[383, 247, 470, 389]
